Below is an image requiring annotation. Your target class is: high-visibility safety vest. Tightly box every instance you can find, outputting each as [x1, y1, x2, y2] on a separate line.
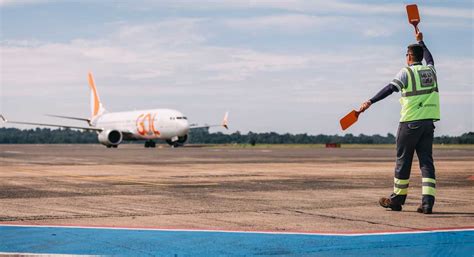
[399, 65, 440, 122]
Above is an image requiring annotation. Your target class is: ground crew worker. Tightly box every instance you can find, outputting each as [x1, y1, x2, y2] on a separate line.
[358, 31, 439, 214]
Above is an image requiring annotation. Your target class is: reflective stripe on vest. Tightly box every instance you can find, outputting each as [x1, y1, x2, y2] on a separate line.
[403, 67, 439, 97]
[399, 65, 441, 122]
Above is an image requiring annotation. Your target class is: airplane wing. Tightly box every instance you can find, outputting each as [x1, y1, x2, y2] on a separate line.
[121, 130, 138, 140]
[46, 114, 91, 123]
[189, 111, 229, 130]
[0, 115, 102, 132]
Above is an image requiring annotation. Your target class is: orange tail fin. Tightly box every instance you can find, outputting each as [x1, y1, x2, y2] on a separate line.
[88, 72, 106, 119]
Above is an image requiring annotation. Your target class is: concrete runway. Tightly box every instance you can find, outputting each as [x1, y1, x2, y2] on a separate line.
[0, 144, 473, 233]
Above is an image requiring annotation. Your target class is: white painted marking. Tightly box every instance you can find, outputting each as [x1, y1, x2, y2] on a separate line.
[0, 253, 100, 257]
[1, 224, 473, 237]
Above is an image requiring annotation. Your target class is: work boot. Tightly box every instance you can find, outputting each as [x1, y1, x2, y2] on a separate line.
[379, 197, 402, 211]
[417, 205, 433, 214]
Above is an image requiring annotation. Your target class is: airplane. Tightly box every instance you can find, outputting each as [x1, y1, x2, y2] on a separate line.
[1, 72, 229, 148]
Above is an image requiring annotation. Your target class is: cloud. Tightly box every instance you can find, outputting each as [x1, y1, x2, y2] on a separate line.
[423, 6, 473, 19]
[117, 1, 473, 20]
[1, 19, 400, 116]
[223, 14, 340, 32]
[221, 13, 400, 39]
[1, 4, 472, 135]
[363, 27, 392, 38]
[114, 19, 208, 47]
[3, 0, 472, 21]
[1, 30, 403, 98]
[0, 0, 52, 7]
[0, 0, 38, 7]
[202, 48, 311, 81]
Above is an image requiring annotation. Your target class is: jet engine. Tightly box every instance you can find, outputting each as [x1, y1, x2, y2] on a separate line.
[166, 134, 188, 147]
[177, 134, 188, 144]
[98, 130, 123, 147]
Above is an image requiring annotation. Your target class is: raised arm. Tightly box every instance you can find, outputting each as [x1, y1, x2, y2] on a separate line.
[416, 32, 434, 66]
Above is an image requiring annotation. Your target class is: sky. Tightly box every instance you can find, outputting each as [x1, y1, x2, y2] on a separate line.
[0, 0, 472, 136]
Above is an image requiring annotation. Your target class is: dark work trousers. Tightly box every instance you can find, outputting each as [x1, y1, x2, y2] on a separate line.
[390, 120, 436, 208]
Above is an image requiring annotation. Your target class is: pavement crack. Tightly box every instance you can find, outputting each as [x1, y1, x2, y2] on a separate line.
[288, 209, 424, 231]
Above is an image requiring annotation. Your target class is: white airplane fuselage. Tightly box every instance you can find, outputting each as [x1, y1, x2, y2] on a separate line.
[94, 108, 190, 140]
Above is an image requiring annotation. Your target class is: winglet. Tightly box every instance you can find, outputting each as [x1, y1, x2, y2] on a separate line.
[0, 114, 7, 123]
[222, 111, 229, 129]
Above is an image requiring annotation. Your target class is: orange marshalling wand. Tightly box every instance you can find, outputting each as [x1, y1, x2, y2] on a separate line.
[340, 110, 361, 131]
[406, 4, 421, 33]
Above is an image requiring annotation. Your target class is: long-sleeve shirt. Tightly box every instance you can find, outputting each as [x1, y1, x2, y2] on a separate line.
[419, 40, 434, 66]
[370, 41, 434, 104]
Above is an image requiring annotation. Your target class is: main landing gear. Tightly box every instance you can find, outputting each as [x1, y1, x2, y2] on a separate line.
[144, 140, 156, 148]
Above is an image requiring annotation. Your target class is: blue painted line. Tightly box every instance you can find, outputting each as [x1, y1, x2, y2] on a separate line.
[1, 225, 473, 257]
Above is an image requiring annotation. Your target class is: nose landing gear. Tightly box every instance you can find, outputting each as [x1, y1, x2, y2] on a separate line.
[166, 134, 187, 148]
[166, 139, 181, 148]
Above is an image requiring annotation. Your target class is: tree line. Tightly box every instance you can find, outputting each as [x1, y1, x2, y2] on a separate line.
[1, 127, 473, 144]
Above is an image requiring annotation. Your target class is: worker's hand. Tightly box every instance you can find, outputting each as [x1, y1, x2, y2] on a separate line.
[358, 100, 372, 113]
[416, 32, 423, 42]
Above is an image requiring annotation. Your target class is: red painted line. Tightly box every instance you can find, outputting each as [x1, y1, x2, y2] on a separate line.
[468, 175, 474, 181]
[1, 223, 473, 236]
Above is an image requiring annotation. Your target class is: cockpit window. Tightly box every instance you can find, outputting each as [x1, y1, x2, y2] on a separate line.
[176, 117, 187, 120]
